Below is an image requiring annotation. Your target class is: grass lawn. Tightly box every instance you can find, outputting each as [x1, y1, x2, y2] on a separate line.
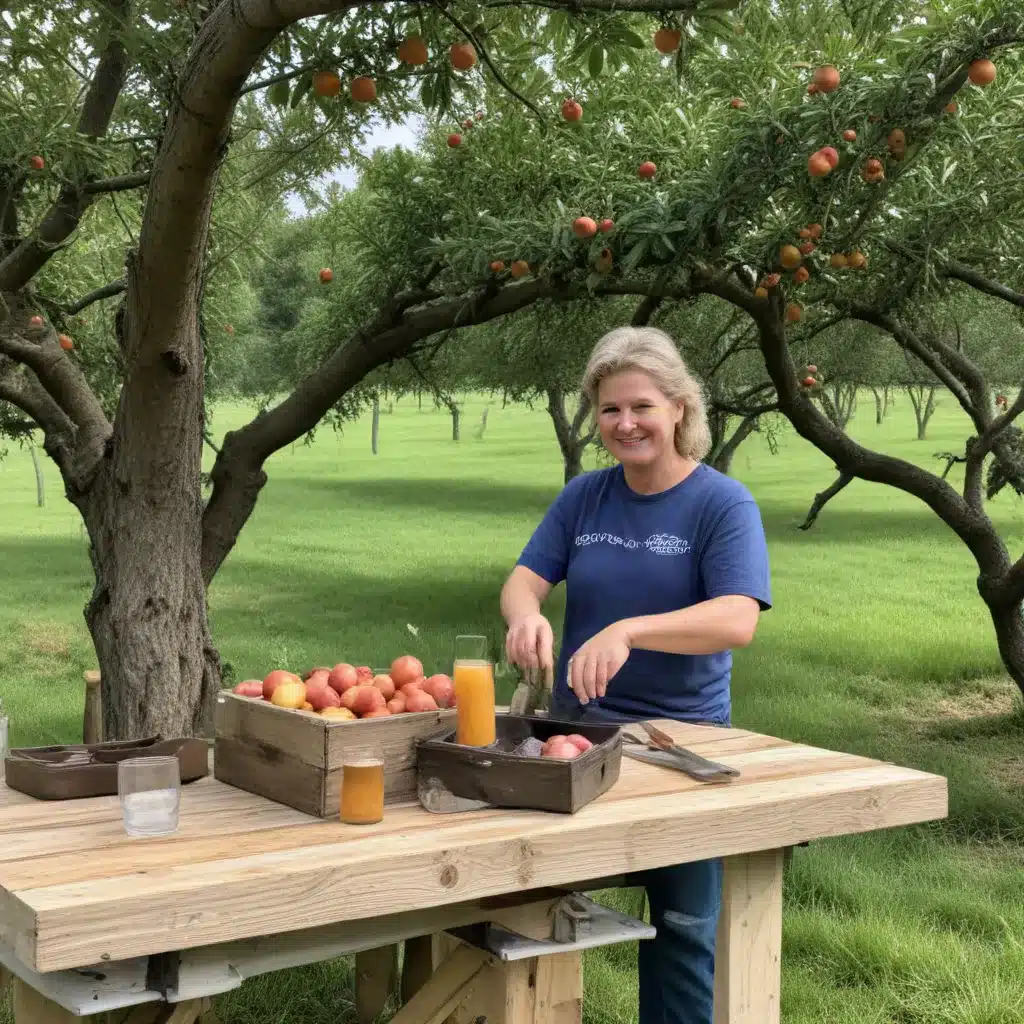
[1, 390, 1022, 1023]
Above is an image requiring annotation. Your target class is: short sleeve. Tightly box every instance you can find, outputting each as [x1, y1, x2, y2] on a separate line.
[516, 479, 584, 586]
[699, 500, 772, 610]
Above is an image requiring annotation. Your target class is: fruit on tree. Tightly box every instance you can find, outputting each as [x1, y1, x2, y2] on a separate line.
[887, 128, 906, 160]
[350, 76, 376, 103]
[313, 71, 341, 97]
[848, 250, 867, 269]
[573, 216, 598, 239]
[842, 129, 857, 142]
[861, 158, 884, 183]
[562, 99, 583, 122]
[319, 267, 333, 283]
[599, 218, 614, 233]
[808, 151, 832, 177]
[653, 27, 681, 54]
[793, 266, 810, 284]
[820, 146, 839, 169]
[490, 260, 505, 272]
[29, 155, 45, 170]
[447, 133, 462, 148]
[807, 364, 818, 373]
[812, 65, 840, 93]
[798, 241, 816, 256]
[807, 83, 819, 95]
[968, 59, 996, 86]
[29, 315, 43, 326]
[830, 253, 848, 268]
[801, 375, 817, 387]
[807, 223, 823, 239]
[398, 36, 428, 65]
[638, 160, 657, 179]
[730, 97, 746, 109]
[786, 303, 802, 323]
[780, 244, 802, 269]
[450, 41, 477, 70]
[754, 286, 769, 298]
[224, 323, 235, 335]
[58, 334, 74, 351]
[761, 273, 781, 288]
[510, 260, 530, 278]
[475, 111, 484, 121]
[945, 101, 958, 114]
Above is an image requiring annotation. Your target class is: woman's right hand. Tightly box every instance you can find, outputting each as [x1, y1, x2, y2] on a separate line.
[506, 613, 555, 675]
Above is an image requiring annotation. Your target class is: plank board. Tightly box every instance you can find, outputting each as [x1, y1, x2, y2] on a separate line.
[0, 721, 947, 973]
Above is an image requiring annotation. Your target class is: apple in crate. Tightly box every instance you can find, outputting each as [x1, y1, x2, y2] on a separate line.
[328, 663, 359, 694]
[232, 680, 263, 698]
[307, 684, 342, 711]
[263, 669, 302, 700]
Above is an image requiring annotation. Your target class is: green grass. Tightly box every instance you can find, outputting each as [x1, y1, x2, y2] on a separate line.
[1, 391, 1023, 1023]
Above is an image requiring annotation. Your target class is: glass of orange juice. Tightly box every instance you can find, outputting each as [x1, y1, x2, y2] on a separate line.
[340, 745, 385, 825]
[453, 634, 496, 747]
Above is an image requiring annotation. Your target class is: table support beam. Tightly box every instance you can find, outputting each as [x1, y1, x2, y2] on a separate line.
[713, 848, 784, 1024]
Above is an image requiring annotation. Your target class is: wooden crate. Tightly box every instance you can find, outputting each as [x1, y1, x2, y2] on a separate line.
[415, 714, 622, 813]
[213, 692, 456, 817]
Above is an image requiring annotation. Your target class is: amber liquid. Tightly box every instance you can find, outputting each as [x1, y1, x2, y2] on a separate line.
[340, 759, 385, 824]
[453, 659, 496, 746]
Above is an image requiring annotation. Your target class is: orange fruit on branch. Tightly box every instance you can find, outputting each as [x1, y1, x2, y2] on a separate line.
[820, 146, 839, 169]
[490, 260, 505, 272]
[58, 334, 74, 350]
[573, 216, 598, 239]
[730, 97, 746, 109]
[319, 268, 333, 283]
[761, 273, 781, 288]
[350, 76, 376, 103]
[861, 158, 884, 182]
[313, 70, 341, 97]
[808, 223, 823, 239]
[450, 41, 477, 70]
[447, 133, 462, 147]
[561, 99, 583, 122]
[29, 315, 43, 326]
[510, 260, 530, 278]
[780, 244, 802, 269]
[830, 253, 848, 268]
[842, 129, 857, 142]
[398, 36, 429, 65]
[887, 128, 906, 160]
[798, 241, 816, 255]
[968, 59, 996, 86]
[786, 303, 802, 322]
[944, 101, 958, 114]
[638, 160, 657, 179]
[754, 286, 769, 298]
[29, 155, 45, 170]
[793, 266, 810, 284]
[599, 218, 614, 233]
[812, 65, 840, 93]
[808, 150, 832, 177]
[653, 27, 681, 54]
[848, 250, 866, 269]
[807, 83, 819, 95]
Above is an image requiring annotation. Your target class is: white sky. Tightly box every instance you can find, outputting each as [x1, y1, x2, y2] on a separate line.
[285, 114, 423, 216]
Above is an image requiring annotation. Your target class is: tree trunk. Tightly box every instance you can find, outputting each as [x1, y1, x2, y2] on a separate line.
[710, 414, 758, 476]
[29, 442, 44, 507]
[987, 602, 1024, 693]
[870, 387, 883, 425]
[545, 387, 592, 484]
[448, 400, 460, 442]
[371, 397, 380, 454]
[476, 405, 489, 440]
[907, 385, 937, 440]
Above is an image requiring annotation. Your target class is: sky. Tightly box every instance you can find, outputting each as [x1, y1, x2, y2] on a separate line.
[285, 113, 425, 216]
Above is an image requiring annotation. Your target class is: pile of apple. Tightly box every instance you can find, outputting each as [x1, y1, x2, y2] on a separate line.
[230, 655, 454, 721]
[539, 733, 594, 759]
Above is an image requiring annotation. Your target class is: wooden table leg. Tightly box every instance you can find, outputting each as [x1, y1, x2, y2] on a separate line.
[401, 934, 439, 1003]
[712, 848, 784, 1024]
[355, 943, 399, 1023]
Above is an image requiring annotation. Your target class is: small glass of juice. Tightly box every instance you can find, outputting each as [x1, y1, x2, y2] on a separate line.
[453, 634, 496, 747]
[340, 746, 385, 825]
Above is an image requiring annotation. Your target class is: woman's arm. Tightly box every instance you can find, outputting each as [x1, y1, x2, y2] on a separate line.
[501, 565, 556, 671]
[622, 594, 761, 655]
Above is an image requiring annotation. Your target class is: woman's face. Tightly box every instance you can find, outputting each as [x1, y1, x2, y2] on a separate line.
[595, 370, 684, 469]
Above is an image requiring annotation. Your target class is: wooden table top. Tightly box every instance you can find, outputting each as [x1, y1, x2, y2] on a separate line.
[0, 721, 947, 974]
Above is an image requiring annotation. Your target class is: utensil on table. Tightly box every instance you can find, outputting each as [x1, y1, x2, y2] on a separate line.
[508, 662, 552, 717]
[621, 723, 739, 784]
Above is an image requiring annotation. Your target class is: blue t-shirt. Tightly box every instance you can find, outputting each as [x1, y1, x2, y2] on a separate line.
[516, 463, 771, 723]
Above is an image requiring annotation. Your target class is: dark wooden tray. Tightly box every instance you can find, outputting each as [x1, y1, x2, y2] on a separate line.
[3, 736, 210, 801]
[415, 714, 622, 813]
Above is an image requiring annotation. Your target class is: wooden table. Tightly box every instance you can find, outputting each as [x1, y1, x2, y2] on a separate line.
[0, 721, 947, 1023]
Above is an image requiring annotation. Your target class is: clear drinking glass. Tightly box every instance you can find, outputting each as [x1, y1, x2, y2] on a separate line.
[340, 744, 385, 825]
[118, 756, 181, 837]
[453, 634, 496, 747]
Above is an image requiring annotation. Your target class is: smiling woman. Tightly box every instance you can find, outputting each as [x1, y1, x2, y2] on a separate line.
[499, 324, 772, 1024]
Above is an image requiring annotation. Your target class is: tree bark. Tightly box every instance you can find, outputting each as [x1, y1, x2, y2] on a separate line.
[798, 471, 854, 530]
[870, 387, 883, 425]
[987, 603, 1024, 693]
[29, 442, 44, 507]
[907, 385, 937, 440]
[447, 399, 460, 441]
[371, 397, 380, 454]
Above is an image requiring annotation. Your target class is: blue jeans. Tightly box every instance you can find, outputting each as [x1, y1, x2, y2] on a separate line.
[549, 691, 722, 1024]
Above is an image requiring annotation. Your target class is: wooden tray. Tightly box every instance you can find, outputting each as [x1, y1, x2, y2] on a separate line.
[213, 691, 456, 817]
[415, 714, 622, 814]
[3, 736, 210, 801]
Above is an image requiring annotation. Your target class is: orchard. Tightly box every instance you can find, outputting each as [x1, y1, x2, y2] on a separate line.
[1, 0, 1023, 740]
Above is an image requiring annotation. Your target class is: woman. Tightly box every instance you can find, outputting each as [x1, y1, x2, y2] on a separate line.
[500, 325, 771, 1024]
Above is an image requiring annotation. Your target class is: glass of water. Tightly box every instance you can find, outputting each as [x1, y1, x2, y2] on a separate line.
[118, 756, 181, 838]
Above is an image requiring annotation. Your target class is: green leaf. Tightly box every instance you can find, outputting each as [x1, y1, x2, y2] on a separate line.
[290, 73, 312, 109]
[588, 44, 605, 79]
[267, 80, 291, 107]
[613, 28, 646, 50]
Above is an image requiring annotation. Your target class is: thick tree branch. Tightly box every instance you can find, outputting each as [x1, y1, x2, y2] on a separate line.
[964, 382, 1024, 510]
[66, 280, 127, 316]
[798, 471, 854, 531]
[941, 262, 1024, 310]
[81, 172, 151, 195]
[0, 366, 78, 476]
[0, 0, 130, 291]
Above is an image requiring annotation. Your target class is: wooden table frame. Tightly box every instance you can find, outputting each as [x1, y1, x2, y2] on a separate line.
[0, 719, 948, 1024]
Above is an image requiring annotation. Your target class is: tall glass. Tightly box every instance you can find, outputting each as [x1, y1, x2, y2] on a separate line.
[118, 756, 180, 838]
[453, 634, 496, 747]
[340, 744, 385, 825]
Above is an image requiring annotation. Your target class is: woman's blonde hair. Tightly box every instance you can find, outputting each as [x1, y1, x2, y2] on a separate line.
[581, 326, 712, 461]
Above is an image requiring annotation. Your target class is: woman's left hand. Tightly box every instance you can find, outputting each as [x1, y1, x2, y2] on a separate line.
[567, 623, 631, 704]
